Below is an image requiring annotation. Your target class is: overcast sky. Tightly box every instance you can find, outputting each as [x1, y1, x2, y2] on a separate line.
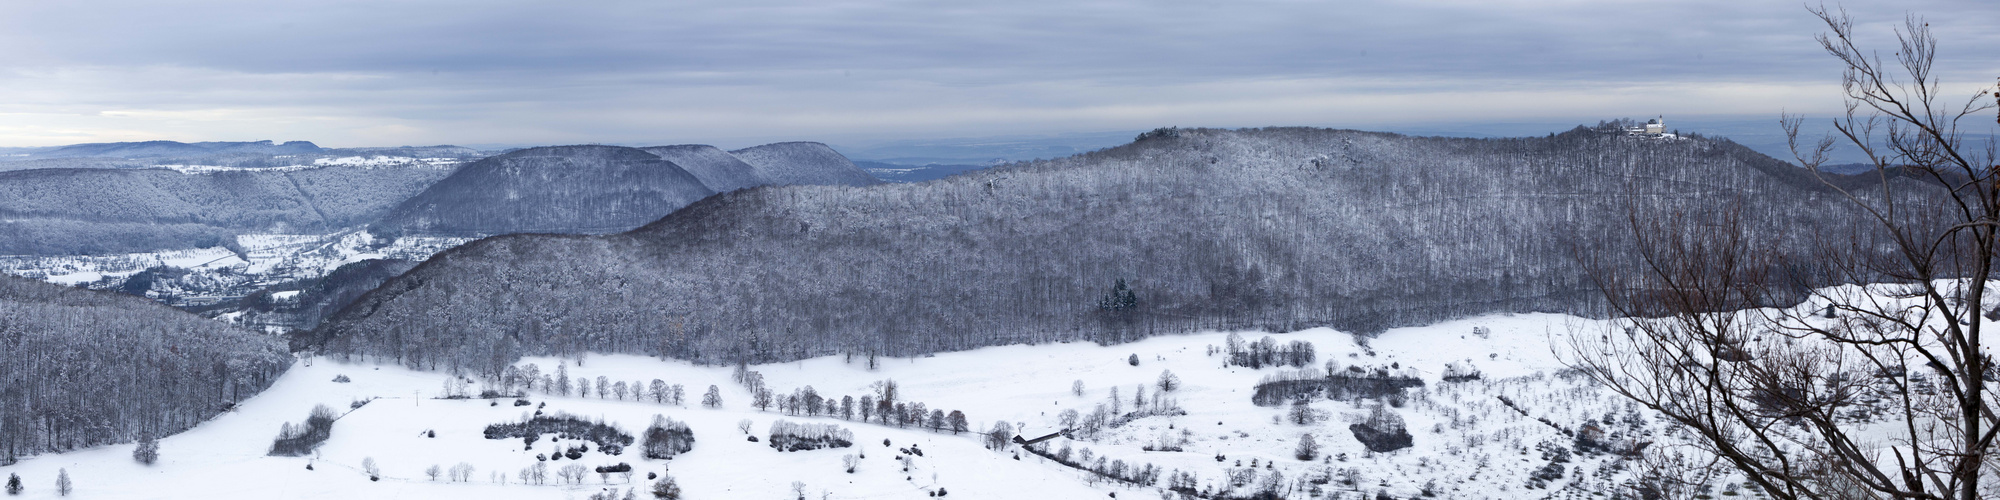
[1, 0, 1995, 148]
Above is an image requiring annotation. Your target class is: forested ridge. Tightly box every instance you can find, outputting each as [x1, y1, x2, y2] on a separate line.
[308, 126, 1884, 375]
[304, 127, 1880, 374]
[368, 142, 879, 238]
[0, 275, 290, 464]
[368, 146, 719, 238]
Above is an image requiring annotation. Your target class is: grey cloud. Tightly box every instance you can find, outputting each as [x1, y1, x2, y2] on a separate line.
[0, 0, 1993, 147]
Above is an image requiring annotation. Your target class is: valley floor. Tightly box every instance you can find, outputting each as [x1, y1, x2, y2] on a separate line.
[0, 313, 1692, 499]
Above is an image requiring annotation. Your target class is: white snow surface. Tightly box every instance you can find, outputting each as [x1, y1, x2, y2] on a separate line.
[0, 312, 1655, 499]
[0, 247, 244, 285]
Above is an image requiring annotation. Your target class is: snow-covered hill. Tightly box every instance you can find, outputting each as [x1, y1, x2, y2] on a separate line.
[0, 312, 1693, 499]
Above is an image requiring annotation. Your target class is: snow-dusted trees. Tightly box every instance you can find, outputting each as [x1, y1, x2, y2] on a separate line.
[1250, 366, 1422, 407]
[524, 462, 548, 485]
[558, 463, 589, 485]
[1226, 336, 1315, 369]
[485, 413, 633, 455]
[702, 386, 721, 408]
[0, 276, 288, 465]
[767, 420, 853, 452]
[1156, 370, 1179, 392]
[1294, 434, 1318, 461]
[650, 472, 681, 499]
[311, 116, 1877, 373]
[132, 433, 159, 465]
[449, 463, 475, 482]
[1348, 405, 1410, 453]
[426, 464, 442, 481]
[985, 421, 1015, 450]
[269, 405, 340, 456]
[3, 473, 17, 495]
[641, 416, 694, 459]
[649, 380, 667, 403]
[751, 387, 773, 411]
[1109, 387, 1120, 416]
[53, 470, 67, 497]
[362, 457, 380, 481]
[1566, 10, 2000, 498]
[947, 410, 968, 434]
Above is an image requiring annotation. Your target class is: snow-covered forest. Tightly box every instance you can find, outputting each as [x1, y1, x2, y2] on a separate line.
[0, 275, 289, 464]
[308, 126, 1890, 373]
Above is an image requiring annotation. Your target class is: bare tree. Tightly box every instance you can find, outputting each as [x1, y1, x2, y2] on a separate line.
[1567, 7, 1999, 500]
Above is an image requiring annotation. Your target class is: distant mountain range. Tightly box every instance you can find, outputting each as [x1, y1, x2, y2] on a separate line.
[11, 140, 325, 160]
[0, 140, 877, 253]
[0, 139, 883, 332]
[0, 165, 456, 254]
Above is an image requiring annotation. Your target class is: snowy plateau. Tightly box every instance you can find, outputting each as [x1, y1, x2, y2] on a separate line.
[0, 310, 1774, 500]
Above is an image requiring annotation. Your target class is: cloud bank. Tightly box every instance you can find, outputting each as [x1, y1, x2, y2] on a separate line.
[0, 0, 1993, 147]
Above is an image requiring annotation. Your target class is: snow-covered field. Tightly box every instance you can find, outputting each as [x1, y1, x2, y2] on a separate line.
[0, 312, 1681, 499]
[312, 156, 463, 168]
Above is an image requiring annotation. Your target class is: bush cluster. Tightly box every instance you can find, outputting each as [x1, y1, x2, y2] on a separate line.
[483, 413, 632, 455]
[268, 405, 339, 456]
[768, 420, 854, 452]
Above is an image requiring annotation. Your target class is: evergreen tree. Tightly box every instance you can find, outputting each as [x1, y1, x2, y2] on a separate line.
[133, 432, 159, 465]
[5, 473, 19, 495]
[1098, 278, 1137, 312]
